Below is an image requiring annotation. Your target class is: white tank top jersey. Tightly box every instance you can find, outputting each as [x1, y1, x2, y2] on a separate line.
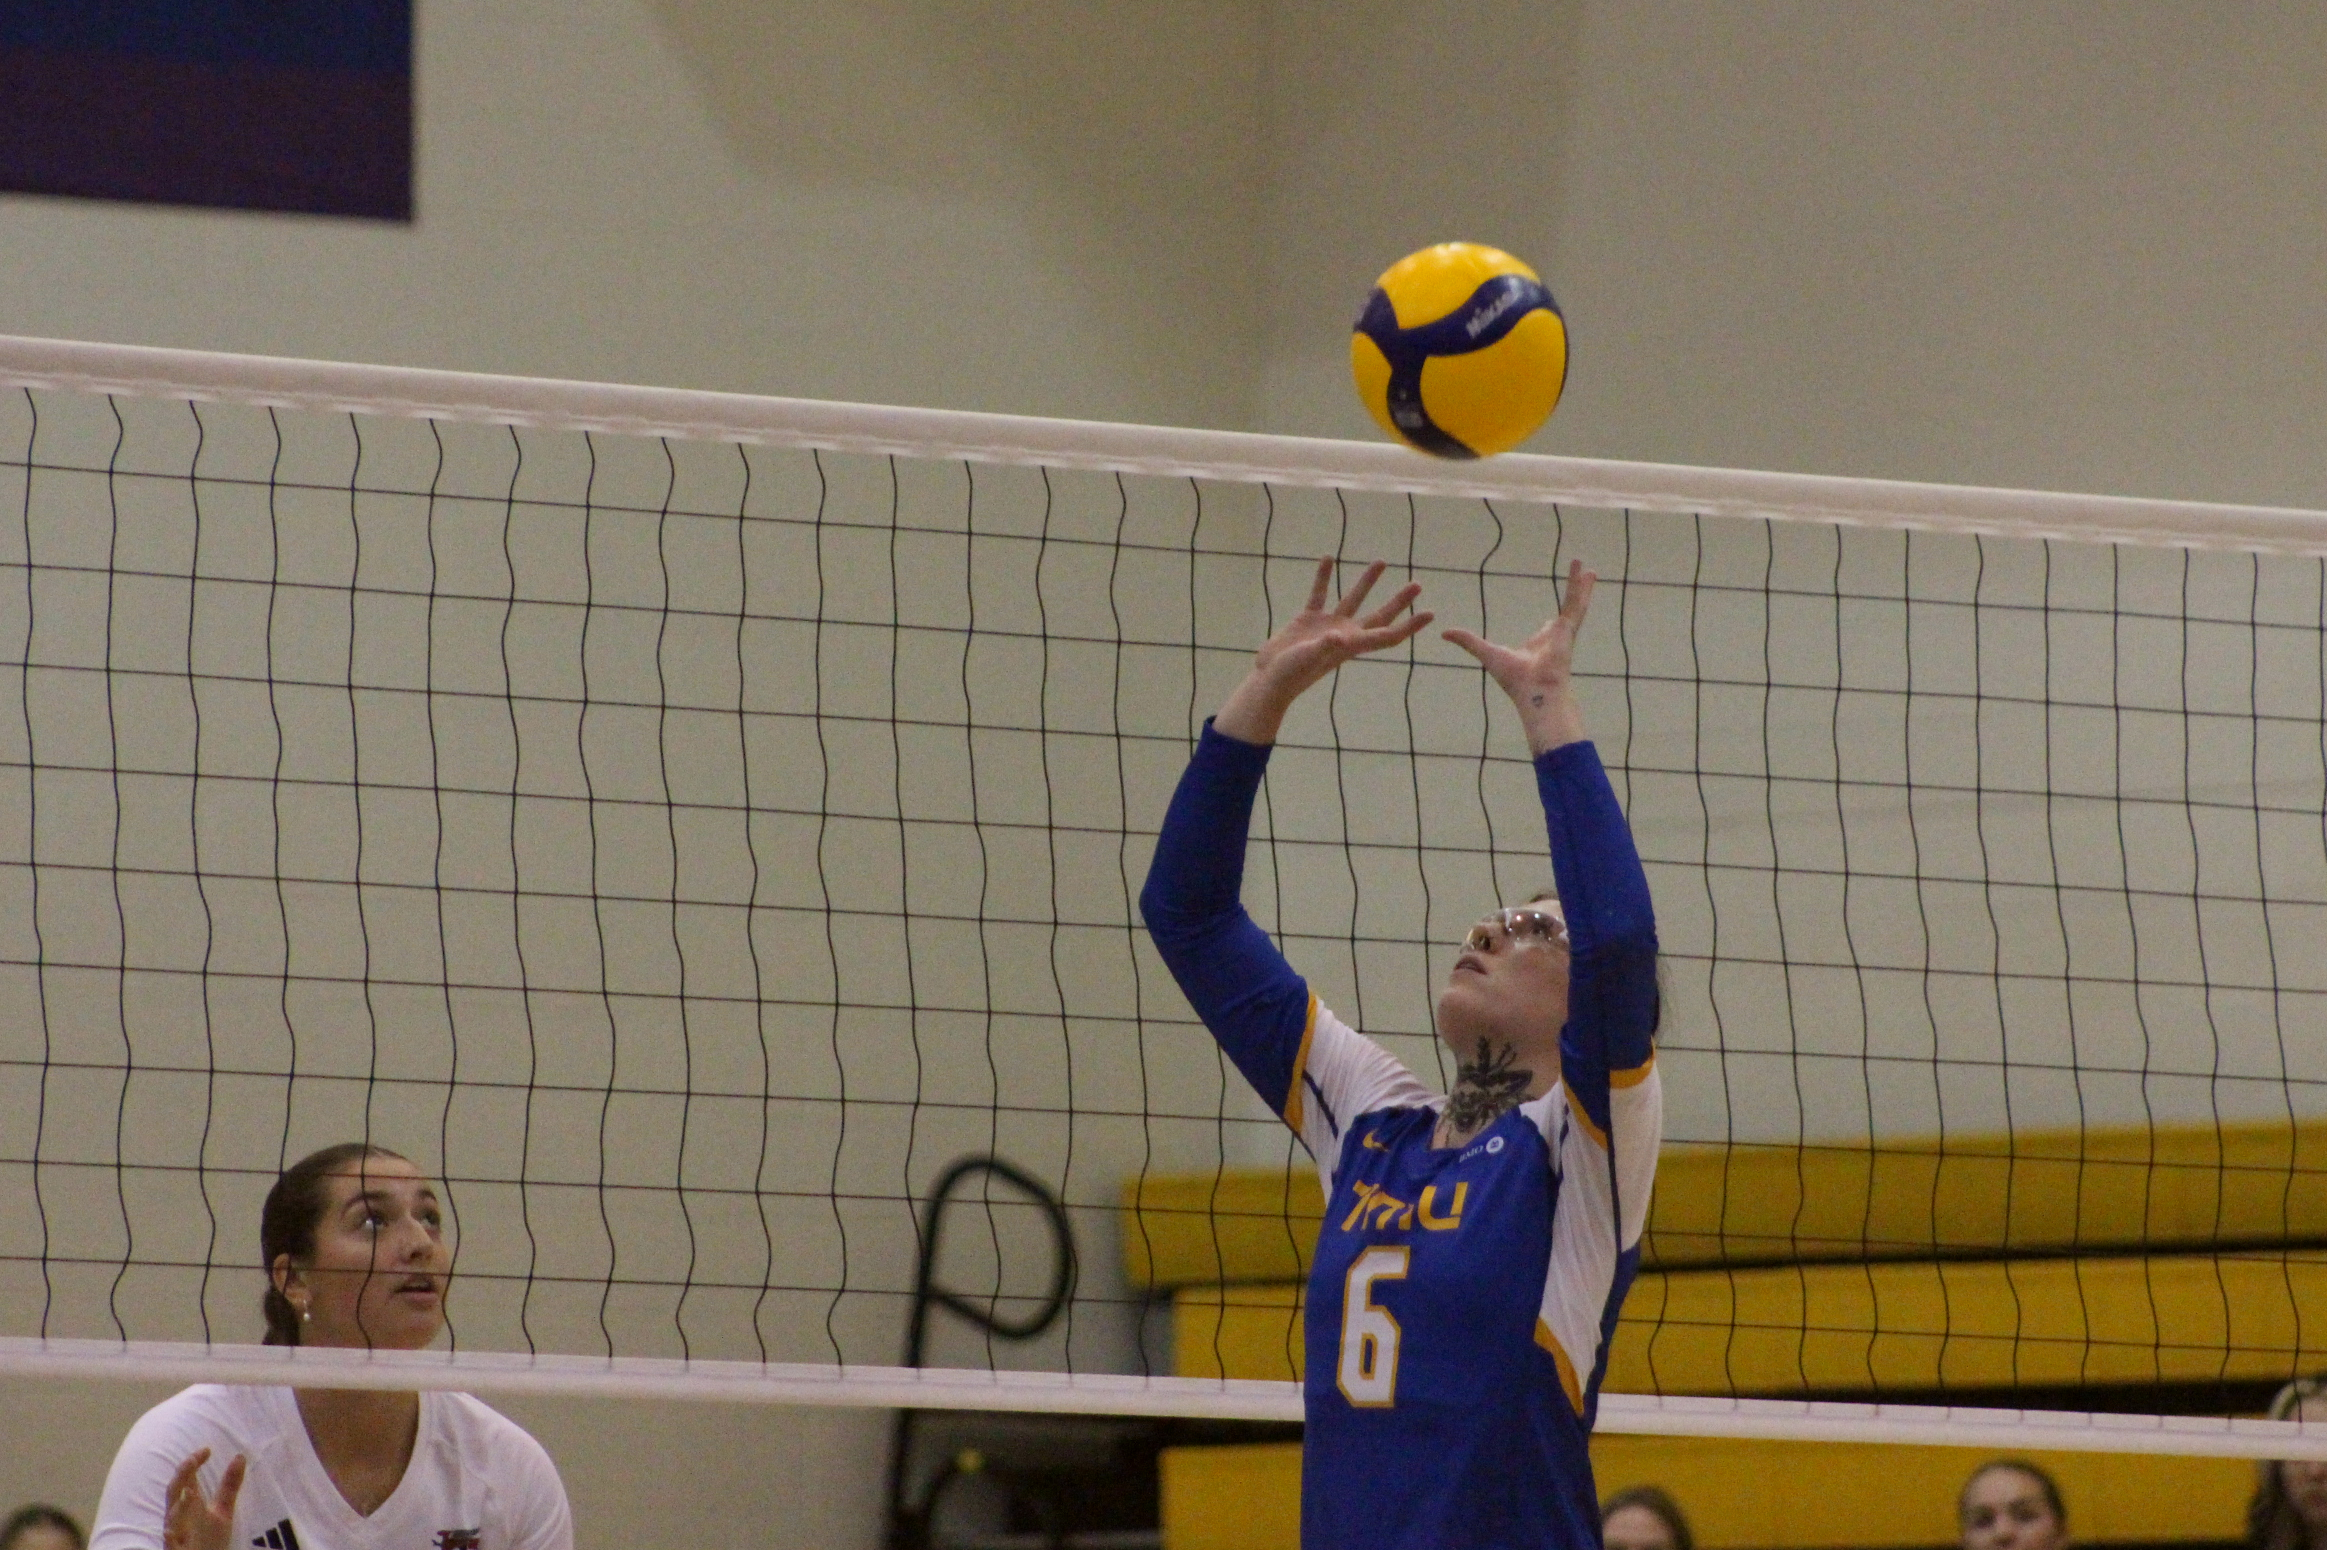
[92, 1385, 573, 1550]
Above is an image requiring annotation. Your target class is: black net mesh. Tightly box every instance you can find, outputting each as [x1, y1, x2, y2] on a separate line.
[2, 383, 2322, 1409]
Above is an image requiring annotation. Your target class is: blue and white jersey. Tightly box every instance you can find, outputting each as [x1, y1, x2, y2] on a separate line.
[1142, 724, 1661, 1550]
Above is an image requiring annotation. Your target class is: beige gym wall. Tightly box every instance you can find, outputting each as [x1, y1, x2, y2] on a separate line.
[0, 2, 1269, 428]
[1256, 1, 2327, 508]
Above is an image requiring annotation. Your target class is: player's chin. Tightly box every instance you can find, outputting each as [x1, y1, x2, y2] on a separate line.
[1434, 980, 1487, 1037]
[358, 1294, 447, 1349]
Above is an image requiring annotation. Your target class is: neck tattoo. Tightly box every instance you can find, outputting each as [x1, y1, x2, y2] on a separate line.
[1442, 1038, 1533, 1137]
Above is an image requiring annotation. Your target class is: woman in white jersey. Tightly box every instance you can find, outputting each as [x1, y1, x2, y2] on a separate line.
[93, 1143, 572, 1550]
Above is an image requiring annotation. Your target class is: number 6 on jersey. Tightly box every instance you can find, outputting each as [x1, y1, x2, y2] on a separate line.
[1336, 1246, 1410, 1407]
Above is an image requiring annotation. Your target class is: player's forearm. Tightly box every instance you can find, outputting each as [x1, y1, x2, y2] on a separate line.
[1513, 678, 1586, 757]
[1538, 741, 1654, 956]
[1139, 725, 1314, 1115]
[1142, 722, 1271, 924]
[1212, 666, 1296, 746]
[1547, 740, 1659, 1079]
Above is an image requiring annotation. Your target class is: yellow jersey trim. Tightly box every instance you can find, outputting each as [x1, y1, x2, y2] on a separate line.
[1610, 1052, 1658, 1090]
[1282, 994, 1320, 1133]
[1534, 1318, 1587, 1414]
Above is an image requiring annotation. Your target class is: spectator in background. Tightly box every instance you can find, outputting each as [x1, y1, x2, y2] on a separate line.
[2250, 1376, 2327, 1550]
[1603, 1485, 1694, 1550]
[1, 1507, 86, 1550]
[1960, 1460, 2068, 1550]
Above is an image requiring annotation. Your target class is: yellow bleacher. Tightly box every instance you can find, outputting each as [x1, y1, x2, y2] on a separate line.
[1162, 1438, 2256, 1550]
[1124, 1117, 2327, 1291]
[1176, 1250, 2327, 1392]
[1641, 1119, 2327, 1268]
[1132, 1118, 2324, 1548]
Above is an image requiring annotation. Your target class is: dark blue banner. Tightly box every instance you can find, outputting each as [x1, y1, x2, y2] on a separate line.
[0, 0, 412, 219]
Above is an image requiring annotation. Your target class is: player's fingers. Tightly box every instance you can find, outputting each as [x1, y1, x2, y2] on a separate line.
[1558, 563, 1596, 631]
[1335, 559, 1387, 616]
[167, 1451, 208, 1504]
[1562, 565, 1596, 618]
[1440, 627, 1490, 662]
[1354, 611, 1433, 652]
[1358, 581, 1422, 630]
[216, 1455, 247, 1516]
[1443, 629, 1523, 685]
[1303, 555, 1334, 614]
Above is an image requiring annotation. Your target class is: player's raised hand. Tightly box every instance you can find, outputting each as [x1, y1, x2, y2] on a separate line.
[1216, 558, 1431, 745]
[163, 1448, 246, 1550]
[1255, 557, 1432, 695]
[1443, 559, 1596, 755]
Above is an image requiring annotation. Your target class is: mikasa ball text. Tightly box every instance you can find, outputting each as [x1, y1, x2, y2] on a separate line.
[1351, 242, 1568, 459]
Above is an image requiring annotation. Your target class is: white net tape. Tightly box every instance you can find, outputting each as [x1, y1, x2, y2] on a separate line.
[7, 333, 2325, 555]
[5, 1337, 2325, 1460]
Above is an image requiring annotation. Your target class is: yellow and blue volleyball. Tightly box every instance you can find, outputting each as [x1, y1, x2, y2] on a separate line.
[1351, 242, 1568, 459]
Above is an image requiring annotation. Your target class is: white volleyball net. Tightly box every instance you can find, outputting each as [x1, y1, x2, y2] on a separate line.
[1, 336, 2325, 1462]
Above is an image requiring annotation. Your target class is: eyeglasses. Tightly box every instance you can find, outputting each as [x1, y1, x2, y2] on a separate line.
[1462, 907, 1568, 955]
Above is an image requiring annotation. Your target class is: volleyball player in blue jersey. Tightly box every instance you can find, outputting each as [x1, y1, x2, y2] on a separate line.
[1141, 556, 1660, 1550]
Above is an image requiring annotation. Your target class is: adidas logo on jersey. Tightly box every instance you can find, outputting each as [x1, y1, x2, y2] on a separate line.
[434, 1531, 483, 1550]
[251, 1520, 302, 1550]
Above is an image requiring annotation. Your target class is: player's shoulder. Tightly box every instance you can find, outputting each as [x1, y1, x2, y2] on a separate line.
[130, 1383, 280, 1440]
[114, 1385, 286, 1472]
[1307, 1004, 1437, 1108]
[428, 1392, 563, 1480]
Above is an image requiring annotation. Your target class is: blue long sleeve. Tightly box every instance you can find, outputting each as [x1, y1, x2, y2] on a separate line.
[1143, 730, 1656, 1124]
[1539, 740, 1660, 1086]
[1138, 722, 1312, 1120]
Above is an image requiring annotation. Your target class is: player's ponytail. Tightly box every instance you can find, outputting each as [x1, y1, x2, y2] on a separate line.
[260, 1141, 407, 1345]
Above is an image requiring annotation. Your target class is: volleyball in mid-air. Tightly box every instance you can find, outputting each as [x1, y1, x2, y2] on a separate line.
[1351, 242, 1568, 459]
